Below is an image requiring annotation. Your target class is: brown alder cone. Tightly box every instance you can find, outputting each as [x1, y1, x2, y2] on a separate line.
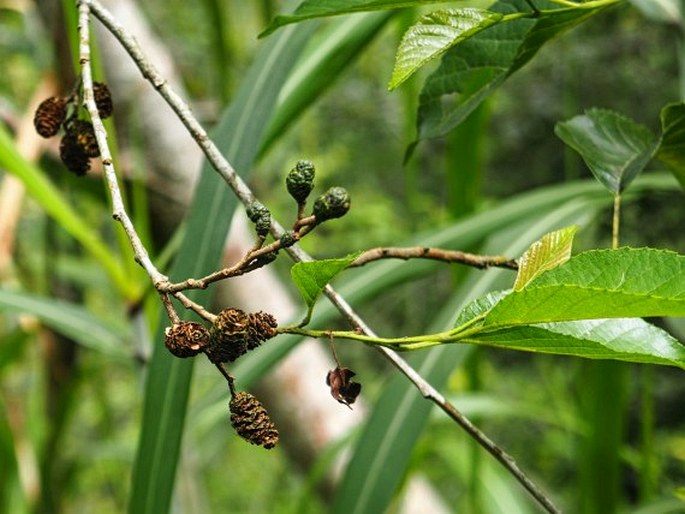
[34, 96, 66, 138]
[164, 321, 210, 358]
[229, 391, 279, 449]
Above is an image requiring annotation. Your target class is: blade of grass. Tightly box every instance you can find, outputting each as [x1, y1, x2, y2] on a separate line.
[0, 289, 129, 358]
[0, 125, 136, 300]
[260, 10, 392, 154]
[579, 360, 626, 513]
[127, 16, 316, 514]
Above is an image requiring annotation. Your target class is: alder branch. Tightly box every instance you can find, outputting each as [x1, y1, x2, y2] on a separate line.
[78, 2, 559, 511]
[352, 246, 519, 270]
[77, 1, 167, 289]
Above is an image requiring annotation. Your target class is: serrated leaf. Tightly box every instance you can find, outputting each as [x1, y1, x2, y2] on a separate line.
[389, 8, 503, 89]
[261, 0, 453, 36]
[416, 0, 610, 143]
[656, 102, 685, 190]
[453, 290, 507, 329]
[555, 109, 659, 194]
[470, 318, 685, 369]
[513, 225, 577, 291]
[291, 253, 361, 323]
[484, 248, 685, 326]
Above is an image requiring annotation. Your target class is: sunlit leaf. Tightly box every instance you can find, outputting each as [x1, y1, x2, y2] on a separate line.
[484, 248, 685, 326]
[555, 109, 658, 194]
[513, 225, 577, 291]
[389, 8, 503, 89]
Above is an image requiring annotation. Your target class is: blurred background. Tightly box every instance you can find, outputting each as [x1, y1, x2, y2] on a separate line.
[1, 0, 685, 513]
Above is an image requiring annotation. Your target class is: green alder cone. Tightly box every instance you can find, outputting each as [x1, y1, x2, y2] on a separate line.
[313, 186, 351, 222]
[286, 159, 316, 203]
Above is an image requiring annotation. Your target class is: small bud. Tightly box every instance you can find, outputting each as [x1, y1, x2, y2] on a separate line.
[59, 133, 90, 176]
[164, 321, 210, 358]
[93, 81, 113, 119]
[229, 391, 279, 449]
[279, 231, 297, 248]
[326, 366, 361, 408]
[286, 160, 315, 203]
[254, 251, 278, 267]
[68, 119, 100, 158]
[246, 202, 271, 237]
[34, 96, 66, 138]
[312, 187, 350, 222]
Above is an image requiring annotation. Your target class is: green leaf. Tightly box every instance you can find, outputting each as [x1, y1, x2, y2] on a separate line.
[484, 248, 685, 326]
[389, 8, 503, 90]
[513, 225, 577, 291]
[128, 19, 316, 514]
[291, 253, 361, 324]
[555, 108, 659, 194]
[656, 102, 685, 190]
[260, 0, 453, 36]
[453, 290, 507, 329]
[469, 318, 685, 369]
[416, 0, 611, 143]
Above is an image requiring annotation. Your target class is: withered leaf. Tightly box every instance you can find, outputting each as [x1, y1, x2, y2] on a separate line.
[326, 366, 361, 408]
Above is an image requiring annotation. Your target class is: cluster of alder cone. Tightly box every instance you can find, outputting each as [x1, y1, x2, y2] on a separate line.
[158, 161, 362, 449]
[33, 86, 361, 449]
[33, 81, 113, 175]
[165, 309, 281, 449]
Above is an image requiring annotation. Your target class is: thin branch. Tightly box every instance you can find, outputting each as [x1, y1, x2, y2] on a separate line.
[77, 1, 167, 289]
[80, 2, 560, 511]
[352, 246, 519, 270]
[171, 292, 217, 323]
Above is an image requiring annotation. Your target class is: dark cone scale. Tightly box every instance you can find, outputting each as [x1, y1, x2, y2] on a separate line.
[206, 308, 250, 363]
[93, 81, 113, 119]
[164, 321, 210, 358]
[206, 308, 277, 363]
[59, 133, 90, 176]
[229, 391, 279, 449]
[246, 311, 277, 350]
[34, 96, 66, 138]
[69, 120, 100, 157]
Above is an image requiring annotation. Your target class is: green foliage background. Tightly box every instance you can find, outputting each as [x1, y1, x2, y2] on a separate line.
[0, 1, 684, 513]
